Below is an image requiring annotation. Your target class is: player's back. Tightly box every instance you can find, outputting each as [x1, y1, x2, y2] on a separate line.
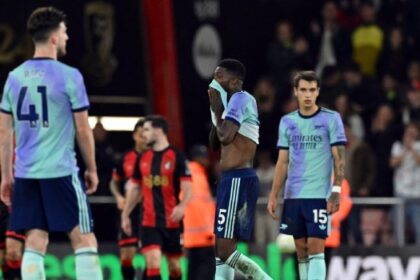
[1, 58, 89, 179]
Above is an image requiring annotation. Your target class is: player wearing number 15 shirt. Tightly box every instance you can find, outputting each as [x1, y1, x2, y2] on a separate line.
[0, 7, 102, 279]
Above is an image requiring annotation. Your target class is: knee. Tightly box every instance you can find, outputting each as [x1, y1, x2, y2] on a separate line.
[216, 243, 234, 262]
[26, 231, 48, 253]
[168, 257, 180, 272]
[70, 233, 97, 250]
[120, 247, 136, 260]
[5, 243, 23, 261]
[307, 239, 325, 255]
[145, 251, 161, 268]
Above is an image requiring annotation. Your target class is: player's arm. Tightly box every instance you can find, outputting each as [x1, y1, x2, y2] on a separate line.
[74, 111, 98, 194]
[109, 177, 125, 210]
[267, 149, 289, 220]
[121, 180, 141, 236]
[0, 112, 14, 205]
[328, 145, 346, 214]
[170, 152, 192, 221]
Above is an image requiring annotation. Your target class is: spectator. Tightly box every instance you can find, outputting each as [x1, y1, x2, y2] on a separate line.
[334, 93, 365, 139]
[378, 26, 411, 81]
[310, 0, 352, 76]
[254, 150, 277, 247]
[379, 74, 405, 112]
[336, 0, 362, 31]
[341, 122, 376, 245]
[402, 87, 420, 125]
[318, 65, 344, 108]
[390, 123, 420, 244]
[352, 0, 384, 76]
[254, 77, 279, 152]
[267, 21, 296, 93]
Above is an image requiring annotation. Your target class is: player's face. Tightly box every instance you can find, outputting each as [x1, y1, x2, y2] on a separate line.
[213, 67, 237, 93]
[133, 126, 147, 150]
[142, 121, 156, 147]
[52, 22, 68, 57]
[294, 80, 319, 110]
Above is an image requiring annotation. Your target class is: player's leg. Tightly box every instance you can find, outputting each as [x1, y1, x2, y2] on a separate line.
[40, 174, 102, 279]
[280, 199, 308, 280]
[216, 169, 272, 279]
[0, 205, 8, 279]
[4, 231, 25, 280]
[187, 247, 215, 280]
[162, 228, 183, 280]
[141, 227, 163, 280]
[118, 206, 140, 280]
[119, 246, 137, 280]
[11, 178, 48, 280]
[304, 199, 329, 280]
[294, 238, 309, 280]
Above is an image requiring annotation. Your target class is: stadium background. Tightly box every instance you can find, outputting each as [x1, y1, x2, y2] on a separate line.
[2, 0, 420, 279]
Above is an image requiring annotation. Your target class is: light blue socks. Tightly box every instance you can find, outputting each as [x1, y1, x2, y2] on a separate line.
[75, 247, 103, 280]
[21, 249, 45, 280]
[308, 253, 326, 280]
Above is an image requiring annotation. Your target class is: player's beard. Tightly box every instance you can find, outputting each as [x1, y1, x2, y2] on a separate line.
[57, 44, 66, 57]
[147, 140, 156, 148]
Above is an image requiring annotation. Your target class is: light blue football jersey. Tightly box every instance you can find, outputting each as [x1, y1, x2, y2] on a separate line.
[277, 107, 347, 198]
[1, 58, 89, 178]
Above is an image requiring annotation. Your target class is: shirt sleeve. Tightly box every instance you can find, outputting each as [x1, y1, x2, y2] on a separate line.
[329, 112, 347, 146]
[1, 74, 13, 114]
[66, 70, 90, 112]
[277, 117, 289, 149]
[175, 151, 192, 182]
[224, 93, 248, 127]
[131, 154, 142, 184]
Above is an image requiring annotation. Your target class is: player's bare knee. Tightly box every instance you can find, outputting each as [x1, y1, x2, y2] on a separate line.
[25, 230, 48, 253]
[167, 256, 180, 271]
[145, 250, 161, 268]
[307, 238, 325, 255]
[216, 239, 236, 262]
[5, 241, 23, 260]
[120, 247, 136, 260]
[69, 232, 97, 250]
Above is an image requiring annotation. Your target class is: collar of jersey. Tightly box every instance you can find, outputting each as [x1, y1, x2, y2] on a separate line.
[298, 107, 321, 119]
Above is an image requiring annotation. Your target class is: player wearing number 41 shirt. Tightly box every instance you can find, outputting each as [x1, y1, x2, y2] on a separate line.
[0, 7, 102, 280]
[267, 71, 347, 280]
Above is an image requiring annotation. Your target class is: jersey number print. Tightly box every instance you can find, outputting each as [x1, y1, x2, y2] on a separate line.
[17, 86, 49, 128]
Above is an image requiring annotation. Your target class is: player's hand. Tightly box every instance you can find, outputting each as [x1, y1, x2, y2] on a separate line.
[121, 213, 132, 236]
[0, 176, 13, 206]
[170, 204, 185, 222]
[84, 170, 99, 195]
[208, 87, 224, 117]
[267, 194, 279, 220]
[116, 196, 125, 211]
[327, 192, 340, 214]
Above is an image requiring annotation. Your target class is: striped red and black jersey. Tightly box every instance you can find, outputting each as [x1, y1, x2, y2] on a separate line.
[112, 150, 140, 193]
[132, 146, 191, 229]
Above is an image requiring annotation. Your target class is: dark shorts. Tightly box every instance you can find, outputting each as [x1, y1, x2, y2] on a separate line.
[140, 227, 182, 256]
[214, 168, 259, 241]
[118, 204, 140, 248]
[280, 199, 330, 239]
[11, 173, 94, 233]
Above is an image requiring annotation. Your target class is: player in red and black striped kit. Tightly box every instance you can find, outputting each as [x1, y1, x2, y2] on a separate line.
[109, 119, 147, 280]
[122, 115, 192, 280]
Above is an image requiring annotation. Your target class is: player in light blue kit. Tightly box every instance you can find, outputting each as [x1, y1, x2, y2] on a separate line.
[209, 59, 272, 279]
[0, 7, 102, 279]
[267, 71, 346, 280]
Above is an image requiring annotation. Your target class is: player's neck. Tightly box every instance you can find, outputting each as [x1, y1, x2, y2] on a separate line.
[152, 138, 170, 152]
[33, 44, 57, 60]
[299, 105, 319, 116]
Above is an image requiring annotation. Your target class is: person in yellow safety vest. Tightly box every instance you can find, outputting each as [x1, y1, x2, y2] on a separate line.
[182, 145, 216, 280]
[325, 178, 352, 264]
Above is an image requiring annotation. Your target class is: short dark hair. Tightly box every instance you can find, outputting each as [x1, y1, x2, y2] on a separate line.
[133, 118, 145, 132]
[27, 7, 66, 43]
[218, 59, 246, 81]
[293, 70, 320, 88]
[145, 115, 169, 135]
